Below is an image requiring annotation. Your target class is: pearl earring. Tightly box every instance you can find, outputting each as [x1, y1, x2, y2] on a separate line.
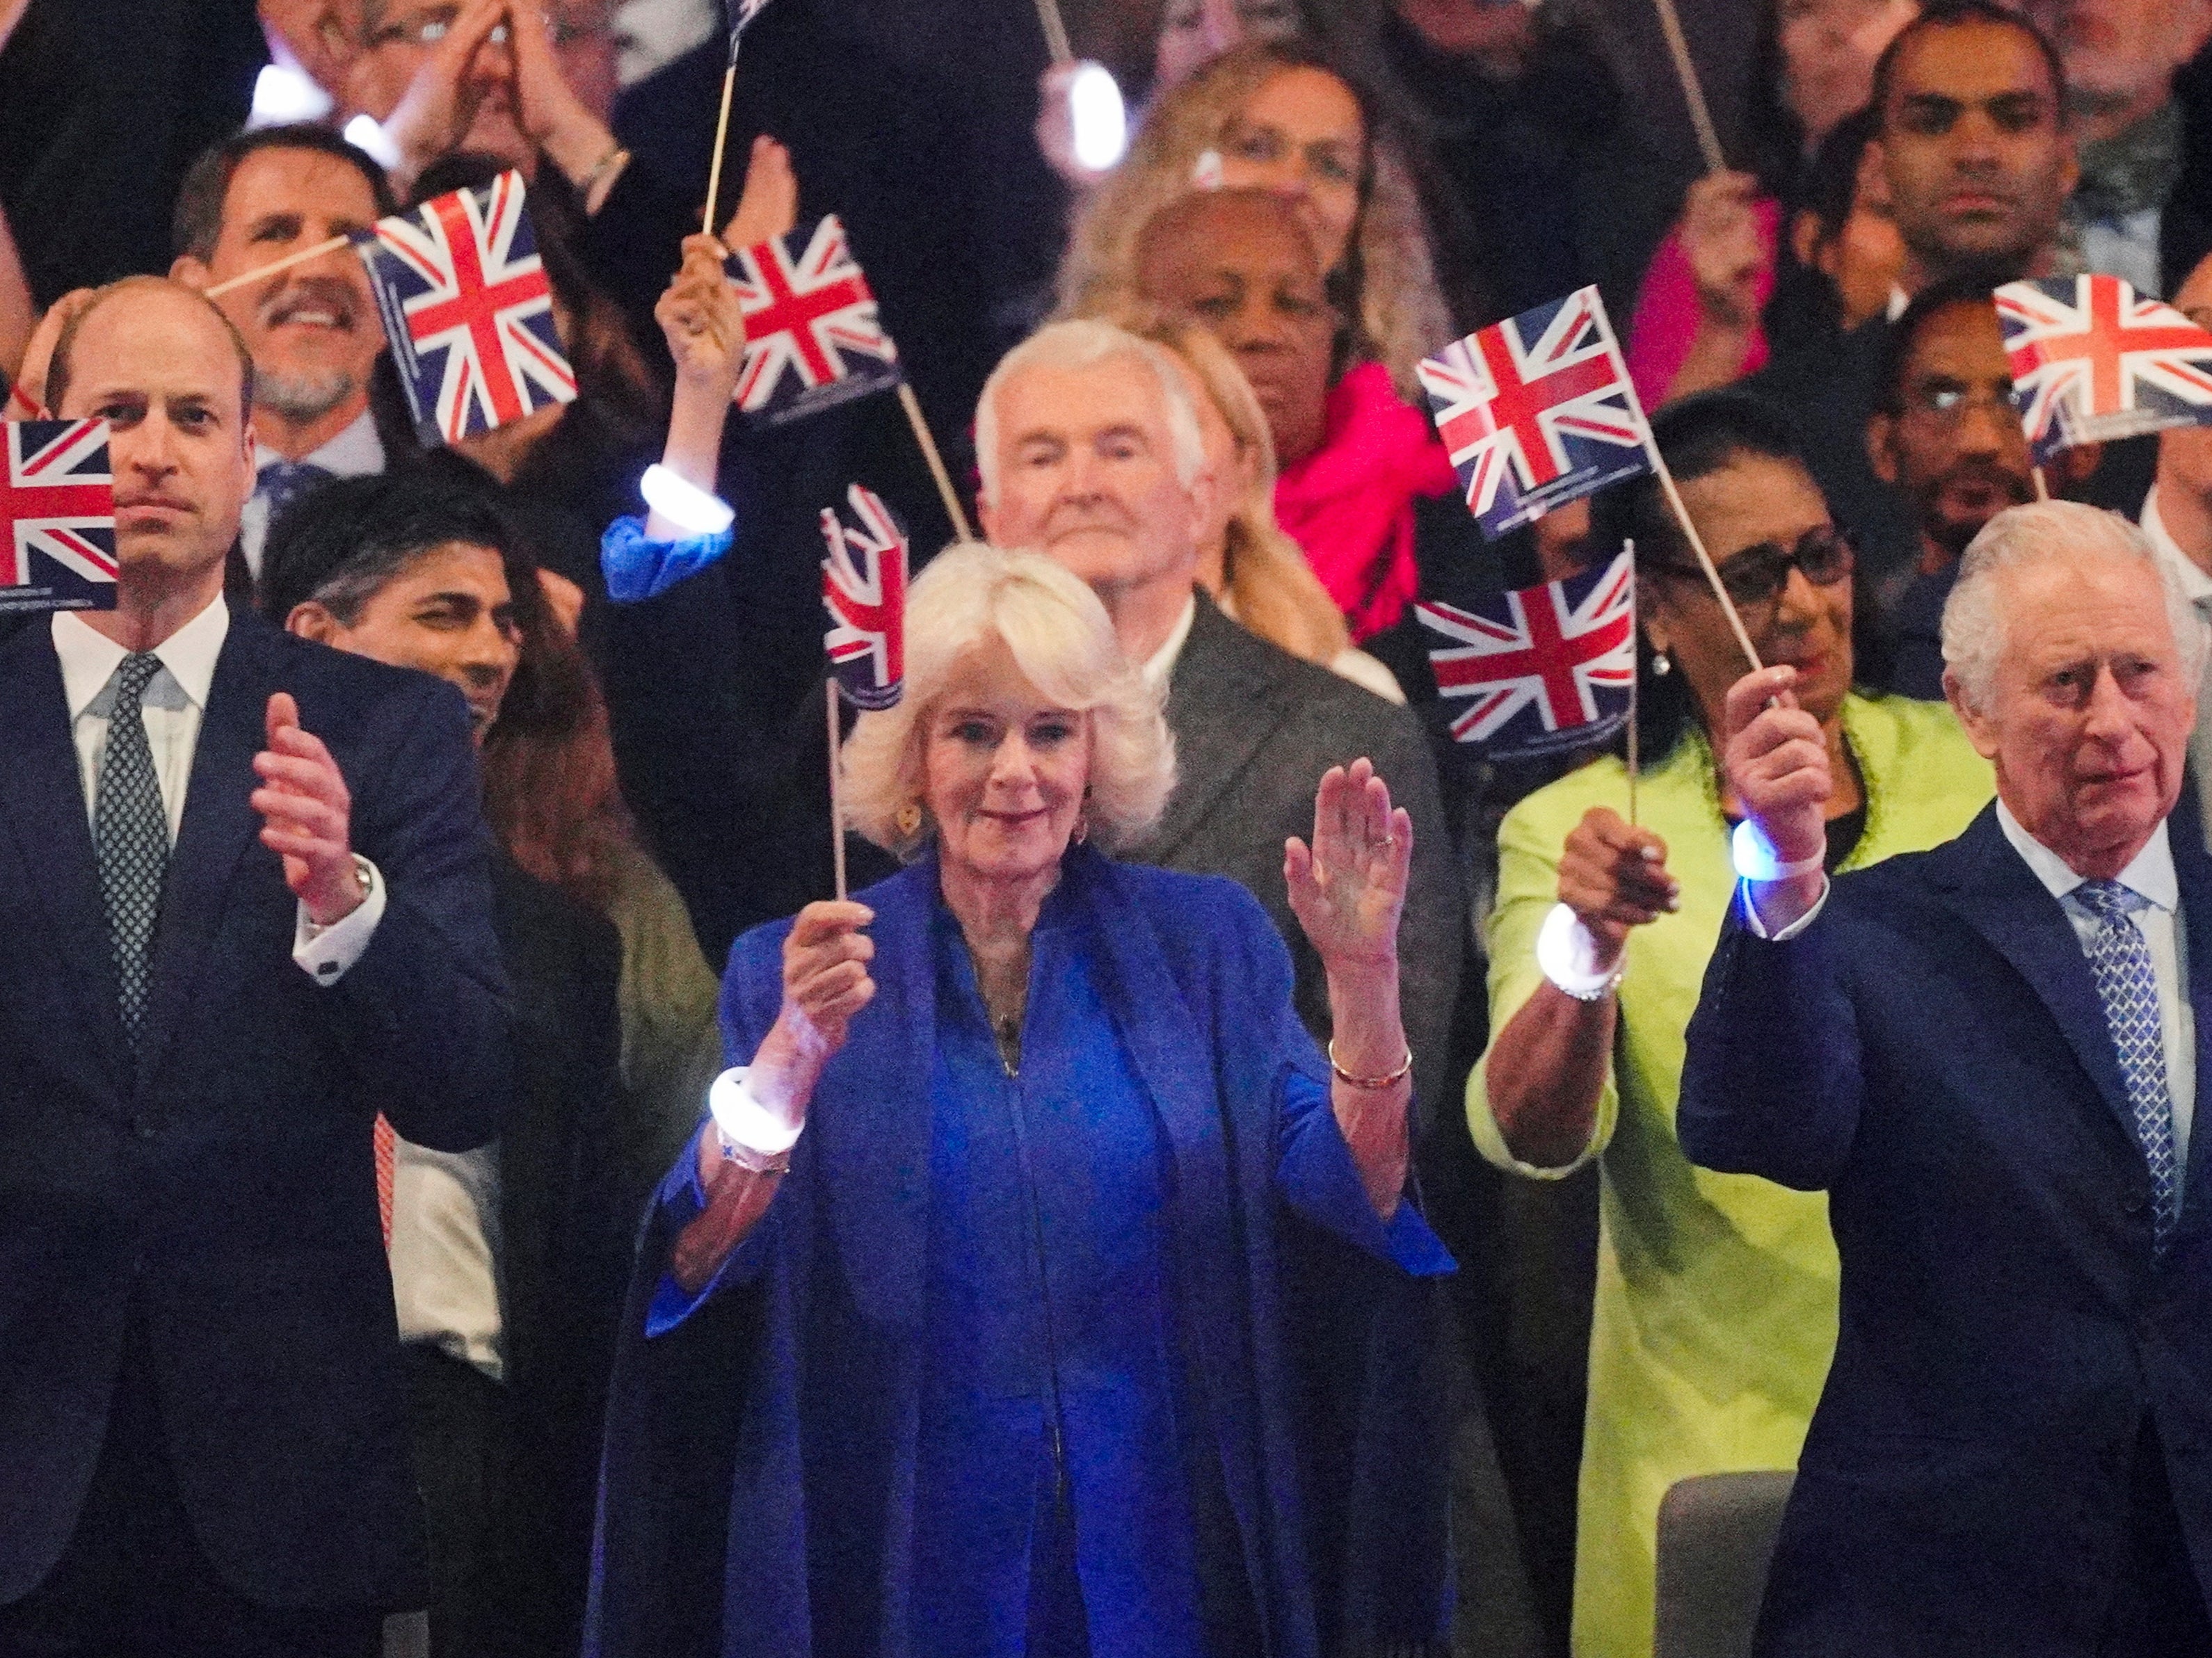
[1651, 651, 1672, 677]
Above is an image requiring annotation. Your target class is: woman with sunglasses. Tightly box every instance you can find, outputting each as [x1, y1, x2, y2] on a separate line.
[1464, 392, 1994, 1658]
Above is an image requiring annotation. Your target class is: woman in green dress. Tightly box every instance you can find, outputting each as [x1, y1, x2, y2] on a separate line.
[1468, 392, 1994, 1658]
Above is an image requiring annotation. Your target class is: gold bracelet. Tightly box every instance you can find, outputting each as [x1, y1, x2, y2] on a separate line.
[579, 142, 630, 197]
[1327, 1039, 1413, 1090]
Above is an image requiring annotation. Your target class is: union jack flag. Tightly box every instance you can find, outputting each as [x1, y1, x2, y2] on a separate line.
[1416, 549, 1635, 756]
[355, 171, 576, 447]
[821, 484, 908, 710]
[1418, 287, 1655, 540]
[1, 419, 117, 616]
[728, 217, 903, 426]
[1995, 275, 2212, 465]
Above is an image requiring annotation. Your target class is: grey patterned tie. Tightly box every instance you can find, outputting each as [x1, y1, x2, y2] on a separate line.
[95, 652, 170, 1044]
[2071, 880, 2180, 1249]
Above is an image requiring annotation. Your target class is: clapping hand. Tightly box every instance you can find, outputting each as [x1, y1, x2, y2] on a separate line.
[1285, 759, 1410, 978]
[253, 693, 365, 927]
[370, 0, 510, 186]
[655, 232, 747, 400]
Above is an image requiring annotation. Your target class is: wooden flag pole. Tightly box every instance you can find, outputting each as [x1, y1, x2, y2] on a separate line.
[205, 234, 353, 298]
[1654, 457, 1764, 673]
[1625, 539, 1640, 828]
[701, 41, 743, 237]
[897, 381, 975, 542]
[1032, 0, 1073, 65]
[2033, 465, 2051, 501]
[827, 677, 849, 901]
[1649, 0, 1727, 175]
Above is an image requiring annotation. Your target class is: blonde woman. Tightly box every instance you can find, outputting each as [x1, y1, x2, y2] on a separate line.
[1059, 39, 1452, 401]
[590, 542, 1453, 1658]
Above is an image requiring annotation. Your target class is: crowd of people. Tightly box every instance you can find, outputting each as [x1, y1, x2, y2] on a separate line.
[4, 0, 2212, 1656]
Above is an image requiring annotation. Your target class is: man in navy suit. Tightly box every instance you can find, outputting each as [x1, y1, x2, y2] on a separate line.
[0, 277, 511, 1655]
[1680, 498, 2212, 1655]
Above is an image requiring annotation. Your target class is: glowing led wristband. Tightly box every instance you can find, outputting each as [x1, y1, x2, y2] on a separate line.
[641, 464, 737, 537]
[1537, 901, 1624, 1001]
[1731, 819, 1826, 883]
[707, 1068, 802, 1175]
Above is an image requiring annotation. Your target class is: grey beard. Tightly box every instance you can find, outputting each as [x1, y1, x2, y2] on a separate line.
[256, 367, 358, 424]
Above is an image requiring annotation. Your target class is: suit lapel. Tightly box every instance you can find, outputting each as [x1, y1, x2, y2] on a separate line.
[134, 618, 271, 1081]
[0, 626, 131, 1084]
[1934, 806, 2138, 1144]
[2172, 823, 2212, 1231]
[1146, 595, 1295, 860]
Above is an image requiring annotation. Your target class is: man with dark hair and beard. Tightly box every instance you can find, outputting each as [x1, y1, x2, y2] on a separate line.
[170, 124, 402, 577]
[1864, 277, 2098, 698]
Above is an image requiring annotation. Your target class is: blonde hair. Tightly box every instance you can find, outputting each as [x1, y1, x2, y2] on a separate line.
[1096, 301, 1355, 668]
[840, 543, 1177, 857]
[1057, 39, 1452, 402]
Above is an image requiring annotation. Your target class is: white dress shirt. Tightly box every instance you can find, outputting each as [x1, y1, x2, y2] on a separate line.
[240, 409, 386, 579]
[1141, 593, 1199, 693]
[1997, 800, 2195, 1177]
[390, 1141, 506, 1380]
[50, 596, 385, 981]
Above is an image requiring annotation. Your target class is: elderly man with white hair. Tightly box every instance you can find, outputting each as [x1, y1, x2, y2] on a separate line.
[972, 316, 1464, 1142]
[1678, 499, 2212, 1657]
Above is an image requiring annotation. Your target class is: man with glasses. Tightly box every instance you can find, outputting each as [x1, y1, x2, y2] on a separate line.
[1865, 277, 2075, 698]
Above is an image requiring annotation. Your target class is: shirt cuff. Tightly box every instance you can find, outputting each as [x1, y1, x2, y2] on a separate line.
[293, 856, 387, 984]
[1738, 873, 1829, 941]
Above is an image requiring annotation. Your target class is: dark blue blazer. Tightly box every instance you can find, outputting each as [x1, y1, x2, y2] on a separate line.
[1679, 803, 2212, 1656]
[586, 848, 1455, 1658]
[0, 611, 512, 1612]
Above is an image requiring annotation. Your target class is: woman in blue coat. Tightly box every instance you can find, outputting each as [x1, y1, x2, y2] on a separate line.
[588, 544, 1454, 1658]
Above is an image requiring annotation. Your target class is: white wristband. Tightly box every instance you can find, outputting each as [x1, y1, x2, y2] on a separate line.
[1731, 819, 1826, 883]
[641, 463, 735, 536]
[1537, 901, 1625, 1001]
[707, 1068, 803, 1173]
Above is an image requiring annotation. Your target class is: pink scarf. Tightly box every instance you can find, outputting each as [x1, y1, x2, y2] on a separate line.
[1272, 362, 1459, 643]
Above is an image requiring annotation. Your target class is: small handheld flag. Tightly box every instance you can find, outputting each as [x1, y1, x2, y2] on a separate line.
[355, 171, 577, 448]
[1996, 275, 2212, 466]
[1419, 286, 1653, 541]
[1, 419, 118, 616]
[1417, 549, 1635, 757]
[728, 217, 904, 426]
[822, 485, 908, 711]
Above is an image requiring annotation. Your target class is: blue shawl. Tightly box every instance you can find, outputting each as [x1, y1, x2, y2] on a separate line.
[586, 847, 1454, 1657]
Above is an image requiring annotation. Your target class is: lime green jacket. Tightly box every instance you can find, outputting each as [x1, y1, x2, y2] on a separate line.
[1467, 694, 1994, 1658]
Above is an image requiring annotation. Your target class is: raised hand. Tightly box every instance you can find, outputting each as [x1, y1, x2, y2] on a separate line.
[721, 135, 799, 255]
[253, 693, 365, 926]
[13, 287, 98, 415]
[655, 232, 747, 401]
[370, 0, 509, 187]
[1557, 806, 1680, 969]
[1285, 758, 1410, 977]
[1680, 170, 1769, 331]
[1724, 665, 1829, 864]
[507, 0, 620, 195]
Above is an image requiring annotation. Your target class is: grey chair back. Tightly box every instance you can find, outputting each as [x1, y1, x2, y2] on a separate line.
[1651, 1470, 1795, 1658]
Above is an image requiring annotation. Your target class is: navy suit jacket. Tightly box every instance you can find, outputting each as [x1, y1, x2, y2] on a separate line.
[1678, 804, 2212, 1656]
[0, 611, 513, 1612]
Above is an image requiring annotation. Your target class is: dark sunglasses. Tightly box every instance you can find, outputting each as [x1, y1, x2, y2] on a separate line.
[1656, 525, 1855, 612]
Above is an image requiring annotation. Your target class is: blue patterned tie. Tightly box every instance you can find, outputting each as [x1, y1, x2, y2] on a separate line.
[2071, 880, 2180, 1248]
[95, 652, 170, 1045]
[255, 459, 333, 526]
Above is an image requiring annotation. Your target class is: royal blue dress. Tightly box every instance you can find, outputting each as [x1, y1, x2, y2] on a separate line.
[598, 848, 1454, 1658]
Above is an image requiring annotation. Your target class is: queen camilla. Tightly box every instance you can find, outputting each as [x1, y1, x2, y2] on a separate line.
[586, 543, 1454, 1658]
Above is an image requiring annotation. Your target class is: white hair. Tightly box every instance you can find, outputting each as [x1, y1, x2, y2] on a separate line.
[1941, 500, 2210, 711]
[839, 541, 1177, 856]
[972, 319, 1208, 506]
